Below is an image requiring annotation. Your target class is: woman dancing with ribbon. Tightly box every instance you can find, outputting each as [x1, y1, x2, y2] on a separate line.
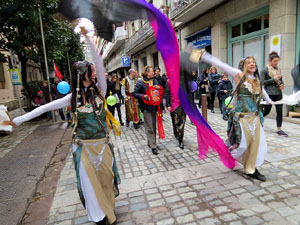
[197, 50, 272, 181]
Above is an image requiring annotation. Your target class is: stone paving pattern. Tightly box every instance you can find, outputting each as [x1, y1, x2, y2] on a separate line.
[0, 122, 39, 158]
[47, 107, 300, 225]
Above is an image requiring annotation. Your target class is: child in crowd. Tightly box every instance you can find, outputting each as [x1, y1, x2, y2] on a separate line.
[217, 73, 233, 120]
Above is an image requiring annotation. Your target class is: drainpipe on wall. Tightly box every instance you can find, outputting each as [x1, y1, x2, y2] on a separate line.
[178, 28, 182, 51]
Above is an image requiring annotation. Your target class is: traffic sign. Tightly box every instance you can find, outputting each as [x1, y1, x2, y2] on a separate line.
[122, 56, 130, 67]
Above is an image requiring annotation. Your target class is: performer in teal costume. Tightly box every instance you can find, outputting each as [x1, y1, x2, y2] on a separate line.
[13, 60, 121, 225]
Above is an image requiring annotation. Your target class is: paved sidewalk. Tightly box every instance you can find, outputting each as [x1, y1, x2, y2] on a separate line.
[0, 122, 68, 225]
[47, 107, 300, 225]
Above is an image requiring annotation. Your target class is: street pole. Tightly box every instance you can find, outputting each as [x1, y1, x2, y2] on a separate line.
[15, 86, 23, 115]
[201, 94, 207, 121]
[67, 52, 72, 84]
[38, 7, 55, 122]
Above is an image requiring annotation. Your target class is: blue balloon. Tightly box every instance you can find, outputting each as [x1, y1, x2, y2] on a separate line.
[57, 81, 70, 94]
[189, 81, 198, 92]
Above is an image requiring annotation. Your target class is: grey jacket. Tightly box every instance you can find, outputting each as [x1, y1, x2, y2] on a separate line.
[260, 66, 284, 96]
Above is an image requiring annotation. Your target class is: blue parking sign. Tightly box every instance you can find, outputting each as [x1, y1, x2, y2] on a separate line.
[122, 56, 130, 67]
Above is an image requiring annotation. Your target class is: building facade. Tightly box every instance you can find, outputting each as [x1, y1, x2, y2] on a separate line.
[102, 0, 168, 77]
[0, 50, 43, 109]
[103, 0, 299, 108]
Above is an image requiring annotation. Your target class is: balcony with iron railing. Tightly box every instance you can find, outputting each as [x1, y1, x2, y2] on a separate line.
[124, 21, 154, 53]
[170, 0, 199, 19]
[102, 26, 128, 60]
[169, 0, 225, 24]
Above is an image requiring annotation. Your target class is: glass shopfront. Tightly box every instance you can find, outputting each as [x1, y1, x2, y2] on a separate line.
[227, 7, 269, 71]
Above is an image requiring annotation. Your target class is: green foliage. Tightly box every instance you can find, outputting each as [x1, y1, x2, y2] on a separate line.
[0, 0, 84, 85]
[23, 80, 43, 101]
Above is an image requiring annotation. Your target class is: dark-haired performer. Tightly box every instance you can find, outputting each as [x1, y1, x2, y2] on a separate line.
[12, 31, 120, 225]
[260, 51, 288, 137]
[13, 61, 120, 225]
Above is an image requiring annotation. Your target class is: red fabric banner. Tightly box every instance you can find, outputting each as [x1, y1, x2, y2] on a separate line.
[53, 61, 63, 80]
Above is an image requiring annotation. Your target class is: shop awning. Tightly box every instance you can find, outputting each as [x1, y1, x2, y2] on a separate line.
[185, 27, 211, 49]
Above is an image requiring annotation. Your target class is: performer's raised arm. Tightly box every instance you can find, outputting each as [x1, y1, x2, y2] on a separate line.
[13, 94, 71, 126]
[81, 28, 107, 95]
[200, 51, 241, 78]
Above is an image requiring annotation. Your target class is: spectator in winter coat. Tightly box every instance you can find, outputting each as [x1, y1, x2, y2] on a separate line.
[106, 74, 124, 126]
[208, 67, 221, 113]
[217, 73, 233, 120]
[134, 66, 162, 155]
[198, 67, 210, 108]
[154, 67, 167, 114]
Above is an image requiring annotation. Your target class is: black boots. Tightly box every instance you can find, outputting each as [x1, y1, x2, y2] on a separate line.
[152, 148, 158, 155]
[148, 143, 158, 155]
[96, 216, 107, 225]
[247, 169, 266, 182]
[179, 140, 184, 149]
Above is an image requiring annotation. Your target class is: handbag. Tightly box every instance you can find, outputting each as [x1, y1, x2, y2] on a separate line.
[113, 93, 120, 104]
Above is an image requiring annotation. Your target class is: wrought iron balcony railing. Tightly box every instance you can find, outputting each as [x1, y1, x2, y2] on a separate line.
[169, 0, 199, 19]
[125, 21, 154, 53]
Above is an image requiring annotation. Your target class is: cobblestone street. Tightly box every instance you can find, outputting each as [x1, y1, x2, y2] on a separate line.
[46, 107, 300, 225]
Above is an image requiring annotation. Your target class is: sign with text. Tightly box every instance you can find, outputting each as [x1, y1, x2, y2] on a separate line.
[122, 56, 130, 67]
[9, 69, 22, 85]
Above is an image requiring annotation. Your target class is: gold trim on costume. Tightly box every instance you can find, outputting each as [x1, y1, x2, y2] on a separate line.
[79, 138, 116, 224]
[238, 113, 261, 174]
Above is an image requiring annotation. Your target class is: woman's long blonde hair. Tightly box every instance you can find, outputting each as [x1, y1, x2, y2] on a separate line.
[111, 74, 120, 90]
[240, 56, 261, 95]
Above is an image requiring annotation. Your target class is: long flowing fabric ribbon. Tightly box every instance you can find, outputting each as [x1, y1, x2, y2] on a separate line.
[143, 3, 180, 111]
[157, 104, 165, 139]
[178, 87, 236, 169]
[114, 0, 180, 110]
[58, 0, 179, 109]
[104, 102, 121, 136]
[261, 90, 300, 105]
